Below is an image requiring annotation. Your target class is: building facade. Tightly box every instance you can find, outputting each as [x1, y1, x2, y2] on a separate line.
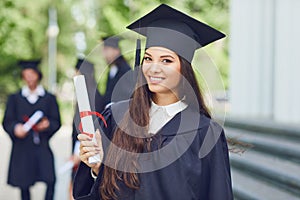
[229, 0, 300, 124]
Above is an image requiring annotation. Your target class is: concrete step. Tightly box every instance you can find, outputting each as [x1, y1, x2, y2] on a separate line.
[231, 168, 300, 200]
[226, 127, 300, 163]
[227, 125, 300, 197]
[224, 118, 300, 199]
[230, 149, 300, 197]
[224, 117, 300, 140]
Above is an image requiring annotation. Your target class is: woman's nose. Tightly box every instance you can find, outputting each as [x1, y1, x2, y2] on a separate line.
[149, 63, 162, 73]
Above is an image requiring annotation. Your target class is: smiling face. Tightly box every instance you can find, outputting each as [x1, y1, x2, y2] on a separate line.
[142, 46, 182, 104]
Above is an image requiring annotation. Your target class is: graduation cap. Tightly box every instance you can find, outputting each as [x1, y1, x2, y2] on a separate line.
[102, 36, 121, 49]
[75, 58, 95, 76]
[127, 4, 225, 63]
[18, 59, 42, 80]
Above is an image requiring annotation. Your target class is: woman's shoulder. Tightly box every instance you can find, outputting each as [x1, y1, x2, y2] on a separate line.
[200, 114, 223, 131]
[181, 107, 213, 130]
[177, 107, 224, 140]
[183, 110, 227, 158]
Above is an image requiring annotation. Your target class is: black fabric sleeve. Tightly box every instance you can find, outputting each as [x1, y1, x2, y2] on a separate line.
[73, 162, 99, 200]
[207, 128, 233, 200]
[2, 94, 18, 141]
[42, 94, 61, 138]
[73, 105, 114, 200]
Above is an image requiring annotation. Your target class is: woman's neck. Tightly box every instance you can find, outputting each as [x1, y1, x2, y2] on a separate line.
[152, 93, 179, 106]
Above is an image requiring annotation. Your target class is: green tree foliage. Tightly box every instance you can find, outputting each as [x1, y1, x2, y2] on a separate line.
[0, 0, 76, 105]
[0, 0, 47, 103]
[0, 0, 229, 109]
[94, 0, 229, 88]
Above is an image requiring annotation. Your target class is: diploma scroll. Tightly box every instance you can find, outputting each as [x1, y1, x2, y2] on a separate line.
[23, 110, 44, 132]
[73, 75, 101, 164]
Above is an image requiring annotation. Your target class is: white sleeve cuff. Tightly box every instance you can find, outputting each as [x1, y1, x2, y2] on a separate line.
[90, 168, 98, 180]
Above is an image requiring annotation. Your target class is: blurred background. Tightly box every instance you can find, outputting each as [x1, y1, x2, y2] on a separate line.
[0, 0, 299, 199]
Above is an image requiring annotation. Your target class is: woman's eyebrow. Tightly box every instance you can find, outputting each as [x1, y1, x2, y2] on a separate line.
[144, 52, 175, 59]
[160, 55, 175, 59]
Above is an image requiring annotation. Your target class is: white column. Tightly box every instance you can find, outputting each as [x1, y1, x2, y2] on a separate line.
[273, 0, 300, 123]
[229, 0, 275, 119]
[47, 8, 59, 94]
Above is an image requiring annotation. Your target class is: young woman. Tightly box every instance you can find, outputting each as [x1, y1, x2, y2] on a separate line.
[73, 4, 233, 200]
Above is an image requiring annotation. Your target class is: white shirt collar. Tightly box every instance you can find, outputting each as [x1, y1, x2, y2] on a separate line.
[21, 85, 45, 104]
[150, 100, 188, 117]
[109, 65, 118, 78]
[148, 100, 188, 134]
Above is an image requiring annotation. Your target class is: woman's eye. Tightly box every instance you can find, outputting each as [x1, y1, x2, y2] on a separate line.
[162, 59, 173, 63]
[144, 57, 152, 61]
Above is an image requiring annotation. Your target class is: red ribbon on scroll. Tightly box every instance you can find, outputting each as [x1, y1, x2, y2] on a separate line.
[78, 111, 107, 137]
[23, 115, 38, 132]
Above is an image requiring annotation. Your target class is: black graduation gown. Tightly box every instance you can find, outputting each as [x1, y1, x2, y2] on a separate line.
[102, 57, 135, 110]
[2, 90, 61, 188]
[73, 100, 233, 200]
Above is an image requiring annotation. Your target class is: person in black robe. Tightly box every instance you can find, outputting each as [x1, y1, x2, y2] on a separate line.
[73, 4, 233, 200]
[101, 36, 135, 110]
[2, 60, 61, 200]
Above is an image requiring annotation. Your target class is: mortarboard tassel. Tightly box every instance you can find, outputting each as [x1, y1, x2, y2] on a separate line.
[134, 38, 141, 69]
[132, 38, 141, 86]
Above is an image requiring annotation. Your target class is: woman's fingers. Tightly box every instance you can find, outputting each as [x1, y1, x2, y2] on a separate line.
[77, 133, 92, 141]
[80, 140, 98, 148]
[95, 129, 103, 150]
[95, 129, 104, 162]
[77, 130, 104, 168]
[80, 150, 99, 158]
[81, 146, 101, 153]
[79, 143, 99, 167]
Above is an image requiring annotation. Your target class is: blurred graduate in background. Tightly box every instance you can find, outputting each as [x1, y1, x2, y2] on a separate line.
[2, 60, 61, 200]
[101, 36, 135, 110]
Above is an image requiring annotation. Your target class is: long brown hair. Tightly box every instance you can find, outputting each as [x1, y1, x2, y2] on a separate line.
[100, 56, 210, 200]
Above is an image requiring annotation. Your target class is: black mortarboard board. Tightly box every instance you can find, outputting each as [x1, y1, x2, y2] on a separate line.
[18, 59, 42, 80]
[102, 36, 121, 49]
[75, 58, 94, 75]
[126, 4, 225, 63]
